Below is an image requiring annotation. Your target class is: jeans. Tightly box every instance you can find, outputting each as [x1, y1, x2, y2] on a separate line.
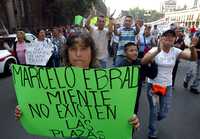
[184, 60, 200, 90]
[46, 52, 60, 68]
[99, 58, 108, 68]
[147, 83, 173, 137]
[112, 42, 118, 64]
[52, 56, 60, 67]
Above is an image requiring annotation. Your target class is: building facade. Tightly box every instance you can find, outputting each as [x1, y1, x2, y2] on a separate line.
[165, 8, 200, 27]
[161, 0, 177, 13]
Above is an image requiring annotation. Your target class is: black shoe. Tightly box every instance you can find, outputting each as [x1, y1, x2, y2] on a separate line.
[190, 88, 200, 94]
[183, 81, 188, 88]
[148, 136, 158, 139]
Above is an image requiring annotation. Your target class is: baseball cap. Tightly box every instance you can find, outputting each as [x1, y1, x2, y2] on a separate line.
[162, 29, 176, 37]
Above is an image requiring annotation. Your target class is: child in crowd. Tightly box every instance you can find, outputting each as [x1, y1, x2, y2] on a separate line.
[116, 42, 157, 114]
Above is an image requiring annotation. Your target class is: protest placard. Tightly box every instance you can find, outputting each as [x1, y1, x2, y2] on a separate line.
[25, 42, 52, 66]
[90, 16, 109, 26]
[75, 15, 84, 25]
[12, 65, 139, 139]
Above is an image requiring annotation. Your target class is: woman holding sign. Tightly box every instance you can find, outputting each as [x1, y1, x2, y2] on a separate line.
[15, 32, 140, 138]
[141, 29, 197, 139]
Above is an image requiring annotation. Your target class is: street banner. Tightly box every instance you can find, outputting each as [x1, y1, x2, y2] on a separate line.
[25, 42, 53, 66]
[12, 65, 139, 139]
[74, 15, 84, 25]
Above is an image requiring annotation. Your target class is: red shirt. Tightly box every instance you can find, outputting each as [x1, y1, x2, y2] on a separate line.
[190, 27, 196, 33]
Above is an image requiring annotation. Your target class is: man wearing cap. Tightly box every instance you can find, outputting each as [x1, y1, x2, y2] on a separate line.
[141, 29, 197, 139]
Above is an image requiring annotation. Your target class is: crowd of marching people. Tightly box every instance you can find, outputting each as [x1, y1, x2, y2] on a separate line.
[11, 12, 200, 139]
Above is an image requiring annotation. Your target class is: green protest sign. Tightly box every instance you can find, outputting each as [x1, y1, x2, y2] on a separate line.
[90, 16, 98, 25]
[90, 17, 109, 26]
[12, 65, 139, 139]
[74, 15, 83, 25]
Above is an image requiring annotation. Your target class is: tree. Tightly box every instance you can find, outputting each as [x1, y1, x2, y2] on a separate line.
[128, 7, 145, 19]
[41, 0, 106, 26]
[0, 0, 107, 30]
[127, 7, 164, 23]
[0, 0, 6, 5]
[184, 4, 187, 10]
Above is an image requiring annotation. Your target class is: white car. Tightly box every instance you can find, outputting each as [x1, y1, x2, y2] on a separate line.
[0, 50, 16, 74]
[0, 33, 37, 42]
[0, 33, 36, 75]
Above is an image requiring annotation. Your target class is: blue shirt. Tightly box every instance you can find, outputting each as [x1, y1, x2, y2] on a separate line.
[138, 34, 153, 52]
[117, 27, 137, 56]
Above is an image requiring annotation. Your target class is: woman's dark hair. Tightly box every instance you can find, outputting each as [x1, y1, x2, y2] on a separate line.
[62, 32, 98, 68]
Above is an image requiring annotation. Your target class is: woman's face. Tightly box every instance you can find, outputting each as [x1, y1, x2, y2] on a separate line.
[17, 32, 25, 42]
[175, 28, 180, 36]
[68, 38, 92, 68]
[125, 45, 138, 61]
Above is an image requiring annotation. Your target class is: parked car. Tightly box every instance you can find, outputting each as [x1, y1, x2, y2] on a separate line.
[0, 33, 36, 75]
[0, 50, 16, 74]
[0, 33, 36, 44]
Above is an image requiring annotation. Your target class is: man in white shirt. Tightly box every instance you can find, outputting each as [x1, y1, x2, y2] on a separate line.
[141, 29, 197, 139]
[86, 15, 113, 68]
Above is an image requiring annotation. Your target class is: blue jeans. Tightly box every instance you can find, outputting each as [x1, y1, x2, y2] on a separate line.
[99, 58, 108, 68]
[184, 60, 200, 90]
[53, 56, 60, 67]
[147, 83, 172, 137]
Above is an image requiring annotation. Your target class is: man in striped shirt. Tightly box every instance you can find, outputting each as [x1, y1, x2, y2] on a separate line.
[114, 16, 140, 66]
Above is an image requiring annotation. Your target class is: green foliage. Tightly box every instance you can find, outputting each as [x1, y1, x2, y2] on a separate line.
[43, 0, 106, 25]
[128, 7, 164, 22]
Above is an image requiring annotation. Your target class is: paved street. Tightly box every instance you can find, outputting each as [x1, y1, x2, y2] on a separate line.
[134, 60, 200, 139]
[0, 61, 200, 139]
